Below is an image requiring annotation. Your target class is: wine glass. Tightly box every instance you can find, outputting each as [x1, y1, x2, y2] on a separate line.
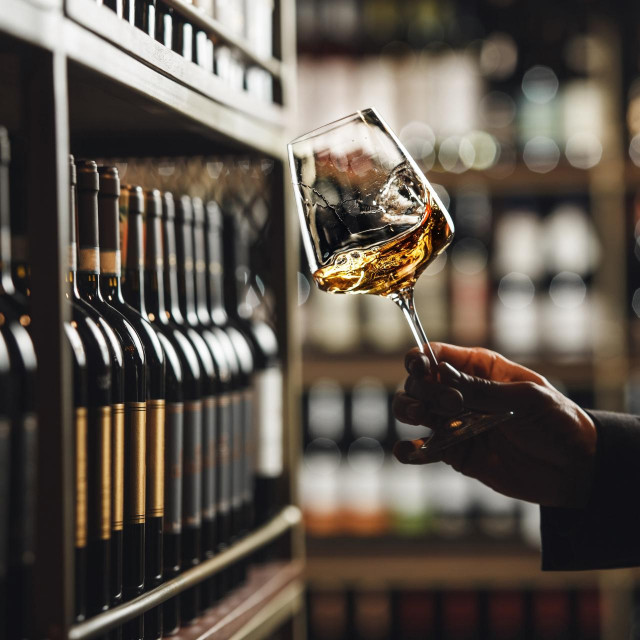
[288, 107, 512, 457]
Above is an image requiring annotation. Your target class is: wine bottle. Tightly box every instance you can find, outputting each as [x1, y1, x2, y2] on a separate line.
[0, 332, 10, 633]
[162, 193, 210, 621]
[69, 156, 124, 615]
[121, 186, 186, 637]
[96, 171, 166, 638]
[14, 155, 114, 623]
[145, 190, 203, 633]
[0, 127, 37, 640]
[63, 320, 89, 622]
[221, 200, 283, 528]
[192, 197, 244, 599]
[204, 201, 255, 575]
[174, 195, 231, 604]
[75, 161, 148, 615]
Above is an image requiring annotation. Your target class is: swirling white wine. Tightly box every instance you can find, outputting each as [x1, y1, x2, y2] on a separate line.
[313, 204, 452, 296]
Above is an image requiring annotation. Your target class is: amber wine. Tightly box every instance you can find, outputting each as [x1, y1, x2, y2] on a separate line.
[313, 204, 452, 296]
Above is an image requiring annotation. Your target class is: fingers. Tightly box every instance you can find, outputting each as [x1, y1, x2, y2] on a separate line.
[403, 376, 464, 414]
[429, 342, 548, 385]
[404, 349, 434, 379]
[438, 361, 542, 415]
[392, 392, 429, 425]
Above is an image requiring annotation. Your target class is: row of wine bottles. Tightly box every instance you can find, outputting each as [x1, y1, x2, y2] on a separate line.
[306, 584, 601, 640]
[0, 127, 285, 639]
[94, 0, 274, 103]
[300, 379, 542, 545]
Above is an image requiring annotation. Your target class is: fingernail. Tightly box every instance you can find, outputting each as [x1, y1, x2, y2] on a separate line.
[441, 362, 461, 381]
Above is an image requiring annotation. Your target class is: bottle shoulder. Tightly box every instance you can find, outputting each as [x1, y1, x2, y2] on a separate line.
[156, 332, 183, 403]
[72, 296, 124, 368]
[85, 296, 146, 369]
[70, 301, 112, 371]
[151, 319, 202, 388]
[112, 298, 165, 369]
[0, 298, 37, 373]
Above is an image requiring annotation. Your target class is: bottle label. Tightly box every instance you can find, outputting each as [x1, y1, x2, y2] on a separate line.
[231, 391, 243, 511]
[202, 396, 217, 521]
[78, 247, 99, 274]
[242, 389, 254, 502]
[147, 399, 165, 518]
[183, 400, 202, 527]
[218, 395, 231, 514]
[111, 404, 124, 532]
[75, 407, 88, 549]
[125, 402, 146, 525]
[100, 249, 121, 276]
[254, 368, 283, 477]
[164, 403, 183, 534]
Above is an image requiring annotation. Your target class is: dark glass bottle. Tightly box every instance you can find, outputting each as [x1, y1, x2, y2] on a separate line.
[63, 319, 89, 622]
[97, 172, 167, 638]
[0, 127, 37, 640]
[144, 190, 203, 633]
[187, 197, 239, 602]
[222, 201, 284, 528]
[121, 186, 185, 639]
[75, 161, 148, 620]
[163, 193, 212, 621]
[0, 332, 10, 633]
[69, 156, 124, 615]
[204, 202, 257, 572]
[16, 156, 115, 622]
[192, 197, 247, 596]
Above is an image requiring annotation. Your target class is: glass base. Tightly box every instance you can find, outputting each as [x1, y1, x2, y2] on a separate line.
[396, 410, 514, 462]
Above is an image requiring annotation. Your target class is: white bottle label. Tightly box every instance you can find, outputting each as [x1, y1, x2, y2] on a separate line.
[255, 367, 283, 477]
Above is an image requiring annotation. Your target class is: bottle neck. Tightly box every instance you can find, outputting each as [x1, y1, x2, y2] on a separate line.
[144, 214, 167, 322]
[76, 178, 103, 298]
[192, 219, 212, 326]
[67, 177, 80, 299]
[122, 209, 147, 316]
[175, 215, 199, 326]
[0, 163, 16, 296]
[97, 188, 124, 302]
[162, 216, 185, 323]
[222, 208, 250, 321]
[205, 215, 227, 324]
[9, 154, 29, 298]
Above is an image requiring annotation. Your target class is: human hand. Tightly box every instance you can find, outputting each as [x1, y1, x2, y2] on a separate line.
[392, 342, 597, 508]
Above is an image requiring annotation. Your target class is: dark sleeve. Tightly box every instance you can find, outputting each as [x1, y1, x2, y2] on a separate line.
[540, 410, 640, 571]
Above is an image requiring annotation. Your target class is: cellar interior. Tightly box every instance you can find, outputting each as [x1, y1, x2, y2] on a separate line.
[1, 0, 640, 638]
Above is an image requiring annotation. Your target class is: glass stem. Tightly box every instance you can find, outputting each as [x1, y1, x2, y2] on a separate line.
[389, 287, 438, 364]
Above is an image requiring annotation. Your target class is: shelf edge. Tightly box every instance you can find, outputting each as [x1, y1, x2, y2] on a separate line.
[69, 505, 302, 640]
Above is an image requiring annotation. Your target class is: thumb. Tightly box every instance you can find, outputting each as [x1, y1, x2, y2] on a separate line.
[438, 362, 538, 415]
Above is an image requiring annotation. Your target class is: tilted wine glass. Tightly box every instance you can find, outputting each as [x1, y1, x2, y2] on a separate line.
[288, 108, 511, 456]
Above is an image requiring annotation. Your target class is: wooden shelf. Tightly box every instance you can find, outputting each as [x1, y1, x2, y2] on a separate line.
[170, 562, 303, 640]
[306, 546, 639, 590]
[0, 1, 290, 158]
[69, 506, 302, 639]
[64, 0, 287, 124]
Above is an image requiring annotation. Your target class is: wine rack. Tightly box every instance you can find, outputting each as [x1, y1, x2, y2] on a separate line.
[0, 0, 302, 638]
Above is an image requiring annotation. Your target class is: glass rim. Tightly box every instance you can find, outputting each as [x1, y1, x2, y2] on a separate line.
[288, 107, 379, 147]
